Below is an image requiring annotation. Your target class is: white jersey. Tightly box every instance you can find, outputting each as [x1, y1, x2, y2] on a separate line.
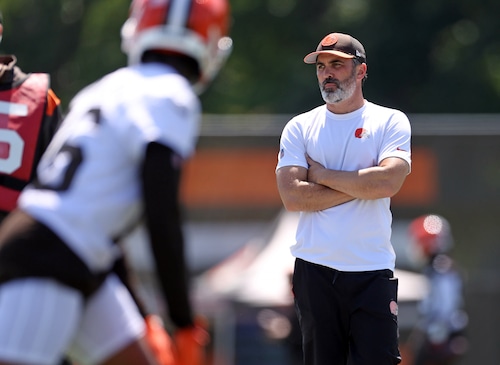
[19, 63, 201, 272]
[277, 101, 411, 271]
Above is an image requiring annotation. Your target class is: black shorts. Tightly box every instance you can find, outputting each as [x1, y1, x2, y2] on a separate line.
[292, 258, 401, 365]
[0, 210, 107, 298]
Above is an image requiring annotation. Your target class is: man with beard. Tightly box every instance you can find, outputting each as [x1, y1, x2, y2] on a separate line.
[276, 33, 412, 365]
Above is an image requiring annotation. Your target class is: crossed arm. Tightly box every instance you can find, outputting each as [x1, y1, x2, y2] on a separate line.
[276, 155, 410, 212]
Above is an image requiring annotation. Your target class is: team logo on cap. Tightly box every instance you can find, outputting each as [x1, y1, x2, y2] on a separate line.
[321, 34, 338, 47]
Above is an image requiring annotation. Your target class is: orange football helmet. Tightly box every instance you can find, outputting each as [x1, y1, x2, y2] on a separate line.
[409, 214, 454, 258]
[121, 0, 232, 93]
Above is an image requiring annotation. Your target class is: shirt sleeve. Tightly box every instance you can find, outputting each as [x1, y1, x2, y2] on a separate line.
[141, 141, 194, 328]
[276, 118, 309, 172]
[378, 110, 412, 171]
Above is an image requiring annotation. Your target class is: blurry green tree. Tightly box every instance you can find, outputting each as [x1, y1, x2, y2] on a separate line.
[0, 0, 499, 114]
[0, 0, 128, 109]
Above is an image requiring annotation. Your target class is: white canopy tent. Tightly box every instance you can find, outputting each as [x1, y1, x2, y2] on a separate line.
[194, 210, 429, 327]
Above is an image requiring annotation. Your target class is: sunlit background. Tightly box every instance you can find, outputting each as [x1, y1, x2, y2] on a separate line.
[1, 0, 500, 364]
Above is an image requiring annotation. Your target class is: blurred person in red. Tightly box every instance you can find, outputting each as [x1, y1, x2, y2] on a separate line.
[0, 0, 232, 364]
[405, 214, 468, 365]
[0, 10, 62, 222]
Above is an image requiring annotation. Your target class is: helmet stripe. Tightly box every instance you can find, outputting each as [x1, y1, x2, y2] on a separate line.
[167, 0, 192, 28]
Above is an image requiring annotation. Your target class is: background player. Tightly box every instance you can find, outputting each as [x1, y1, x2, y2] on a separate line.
[0, 0, 232, 364]
[0, 10, 62, 222]
[405, 214, 468, 365]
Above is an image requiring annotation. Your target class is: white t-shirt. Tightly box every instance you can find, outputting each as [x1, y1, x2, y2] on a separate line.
[276, 101, 411, 271]
[19, 63, 201, 272]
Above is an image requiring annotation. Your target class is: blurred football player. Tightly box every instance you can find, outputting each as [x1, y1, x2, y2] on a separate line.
[0, 0, 232, 364]
[0, 10, 62, 222]
[406, 214, 468, 365]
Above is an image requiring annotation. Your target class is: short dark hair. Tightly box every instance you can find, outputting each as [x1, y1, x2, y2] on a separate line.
[352, 58, 368, 84]
[141, 51, 201, 84]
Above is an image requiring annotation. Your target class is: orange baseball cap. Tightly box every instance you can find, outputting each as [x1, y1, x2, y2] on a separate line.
[304, 33, 366, 64]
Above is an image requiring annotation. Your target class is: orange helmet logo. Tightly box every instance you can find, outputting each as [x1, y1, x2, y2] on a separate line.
[320, 34, 338, 47]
